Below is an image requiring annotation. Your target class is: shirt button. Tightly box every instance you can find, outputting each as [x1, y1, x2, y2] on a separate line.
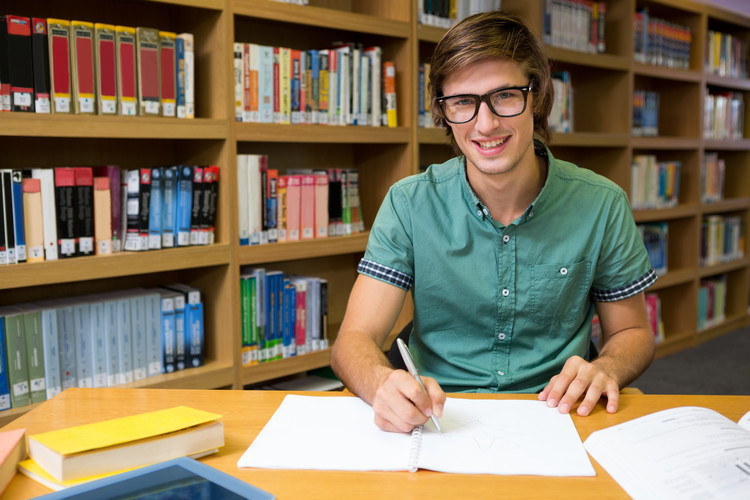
[498, 333, 506, 340]
[560, 267, 568, 275]
[477, 209, 483, 217]
[502, 235, 510, 243]
[502, 289, 510, 296]
[482, 208, 489, 216]
[497, 371, 505, 376]
[528, 210, 534, 218]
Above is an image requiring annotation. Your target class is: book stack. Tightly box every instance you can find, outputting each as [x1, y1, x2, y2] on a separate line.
[703, 90, 744, 141]
[633, 8, 692, 69]
[237, 154, 362, 246]
[0, 165, 219, 266]
[632, 89, 660, 136]
[630, 155, 681, 210]
[0, 15, 194, 117]
[700, 215, 744, 267]
[233, 41, 396, 127]
[706, 29, 748, 79]
[698, 274, 727, 331]
[701, 152, 726, 203]
[638, 222, 668, 277]
[417, 0, 502, 29]
[239, 269, 328, 365]
[0, 284, 205, 411]
[17, 406, 223, 491]
[543, 0, 607, 54]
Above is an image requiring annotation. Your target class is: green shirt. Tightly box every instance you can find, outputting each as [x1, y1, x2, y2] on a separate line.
[360, 142, 656, 393]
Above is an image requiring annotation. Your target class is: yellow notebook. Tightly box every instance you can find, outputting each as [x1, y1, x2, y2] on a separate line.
[28, 406, 223, 483]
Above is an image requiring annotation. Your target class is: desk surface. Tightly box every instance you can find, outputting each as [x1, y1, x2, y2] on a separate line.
[1, 388, 749, 499]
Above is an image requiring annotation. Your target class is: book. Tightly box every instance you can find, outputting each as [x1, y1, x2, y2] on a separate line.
[147, 166, 162, 249]
[5, 15, 34, 112]
[0, 17, 10, 111]
[93, 177, 112, 254]
[285, 174, 301, 241]
[165, 284, 204, 369]
[31, 18, 51, 114]
[54, 167, 77, 258]
[115, 26, 137, 116]
[238, 395, 595, 476]
[39, 306, 62, 399]
[176, 165, 193, 246]
[175, 34, 187, 118]
[584, 406, 750, 500]
[0, 170, 16, 263]
[23, 178, 45, 262]
[202, 165, 219, 244]
[135, 27, 160, 116]
[0, 314, 12, 410]
[188, 166, 203, 245]
[177, 33, 194, 119]
[30, 168, 58, 260]
[27, 406, 224, 483]
[1, 306, 31, 408]
[21, 305, 47, 403]
[383, 60, 397, 126]
[23, 456, 274, 498]
[94, 23, 117, 115]
[11, 170, 27, 262]
[73, 167, 94, 256]
[314, 172, 328, 238]
[160, 165, 178, 248]
[93, 165, 122, 252]
[70, 21, 96, 114]
[300, 174, 315, 239]
[159, 31, 176, 117]
[0, 428, 26, 495]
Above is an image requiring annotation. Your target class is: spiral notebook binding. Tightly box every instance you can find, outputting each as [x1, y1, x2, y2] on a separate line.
[407, 424, 424, 472]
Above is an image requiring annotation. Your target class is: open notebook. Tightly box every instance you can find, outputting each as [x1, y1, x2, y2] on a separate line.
[238, 395, 595, 476]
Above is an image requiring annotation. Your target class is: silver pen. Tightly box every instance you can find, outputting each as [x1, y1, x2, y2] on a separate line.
[396, 338, 442, 432]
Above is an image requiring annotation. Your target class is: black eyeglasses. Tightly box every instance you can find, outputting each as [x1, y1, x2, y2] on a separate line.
[436, 83, 533, 124]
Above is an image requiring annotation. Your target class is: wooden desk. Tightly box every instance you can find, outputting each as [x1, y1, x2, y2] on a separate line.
[2, 388, 749, 499]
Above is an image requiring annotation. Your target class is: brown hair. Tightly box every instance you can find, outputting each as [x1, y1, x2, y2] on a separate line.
[429, 11, 553, 151]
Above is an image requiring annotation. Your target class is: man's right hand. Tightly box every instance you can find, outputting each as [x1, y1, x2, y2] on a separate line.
[371, 369, 446, 433]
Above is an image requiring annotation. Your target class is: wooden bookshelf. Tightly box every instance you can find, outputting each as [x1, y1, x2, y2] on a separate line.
[2, 0, 749, 426]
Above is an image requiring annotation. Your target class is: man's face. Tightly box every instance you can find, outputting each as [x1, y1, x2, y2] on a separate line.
[441, 58, 536, 180]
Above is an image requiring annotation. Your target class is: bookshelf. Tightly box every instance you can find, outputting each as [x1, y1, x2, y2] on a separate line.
[1, 0, 748, 425]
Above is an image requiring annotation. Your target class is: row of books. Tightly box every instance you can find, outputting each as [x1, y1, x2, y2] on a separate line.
[549, 70, 573, 133]
[639, 222, 668, 277]
[0, 164, 219, 265]
[704, 90, 744, 141]
[700, 215, 744, 268]
[698, 274, 726, 331]
[0, 285, 204, 410]
[417, 0, 502, 29]
[701, 152, 726, 204]
[240, 269, 328, 366]
[633, 8, 692, 70]
[0, 15, 194, 117]
[233, 42, 397, 127]
[632, 89, 660, 137]
[237, 154, 363, 246]
[706, 30, 748, 80]
[630, 155, 681, 210]
[543, 0, 607, 54]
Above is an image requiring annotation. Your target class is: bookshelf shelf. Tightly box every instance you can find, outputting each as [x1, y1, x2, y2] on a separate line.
[649, 268, 695, 290]
[0, 114, 228, 140]
[240, 348, 331, 386]
[131, 361, 236, 390]
[704, 74, 750, 91]
[631, 136, 702, 149]
[233, 0, 410, 37]
[0, 245, 232, 290]
[234, 123, 410, 143]
[550, 132, 631, 148]
[545, 46, 630, 71]
[698, 256, 750, 277]
[633, 205, 699, 222]
[238, 233, 368, 265]
[701, 198, 750, 214]
[632, 63, 703, 83]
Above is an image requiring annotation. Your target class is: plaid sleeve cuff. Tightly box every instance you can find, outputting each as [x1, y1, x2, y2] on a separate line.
[358, 259, 414, 290]
[591, 268, 658, 302]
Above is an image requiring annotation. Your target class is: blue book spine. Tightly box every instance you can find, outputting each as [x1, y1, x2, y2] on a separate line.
[160, 296, 176, 373]
[176, 36, 187, 118]
[258, 45, 274, 123]
[186, 301, 204, 368]
[282, 280, 296, 358]
[0, 317, 12, 410]
[173, 294, 186, 371]
[308, 49, 319, 123]
[176, 165, 193, 246]
[148, 166, 163, 249]
[161, 165, 178, 248]
[11, 170, 26, 262]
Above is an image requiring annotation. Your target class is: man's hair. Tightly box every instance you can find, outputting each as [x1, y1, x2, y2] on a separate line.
[428, 11, 553, 151]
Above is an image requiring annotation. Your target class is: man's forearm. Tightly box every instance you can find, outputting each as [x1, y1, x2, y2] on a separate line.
[594, 326, 655, 388]
[330, 331, 395, 405]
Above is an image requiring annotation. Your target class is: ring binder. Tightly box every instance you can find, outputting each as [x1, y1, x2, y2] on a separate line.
[407, 424, 423, 473]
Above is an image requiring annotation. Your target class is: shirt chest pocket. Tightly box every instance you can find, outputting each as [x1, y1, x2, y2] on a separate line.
[529, 260, 592, 331]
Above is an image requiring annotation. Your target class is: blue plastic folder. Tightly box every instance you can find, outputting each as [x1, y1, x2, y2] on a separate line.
[38, 457, 275, 499]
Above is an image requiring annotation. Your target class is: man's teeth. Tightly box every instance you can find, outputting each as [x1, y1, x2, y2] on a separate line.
[478, 137, 508, 149]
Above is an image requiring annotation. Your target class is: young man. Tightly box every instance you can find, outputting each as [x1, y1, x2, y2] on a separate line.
[330, 11, 657, 433]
